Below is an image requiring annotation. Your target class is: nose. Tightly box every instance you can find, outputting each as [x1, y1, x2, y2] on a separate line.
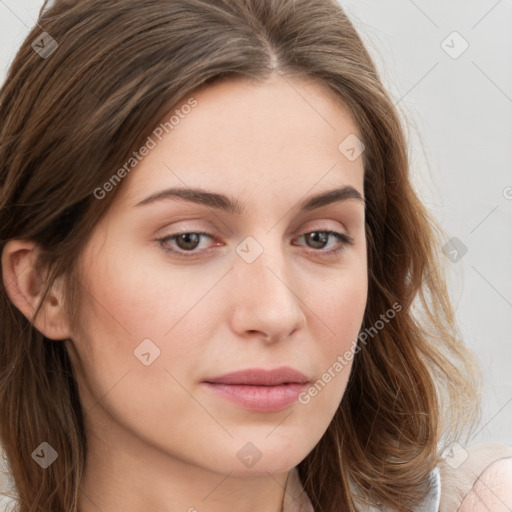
[228, 240, 307, 343]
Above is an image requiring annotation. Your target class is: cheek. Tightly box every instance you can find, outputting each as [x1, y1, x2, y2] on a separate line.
[308, 261, 368, 346]
[77, 235, 217, 341]
[300, 261, 367, 403]
[69, 239, 209, 398]
[70, 247, 219, 450]
[321, 281, 367, 333]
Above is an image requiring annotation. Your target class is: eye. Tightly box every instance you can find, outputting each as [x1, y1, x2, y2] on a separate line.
[157, 231, 215, 255]
[294, 230, 354, 256]
[156, 229, 354, 258]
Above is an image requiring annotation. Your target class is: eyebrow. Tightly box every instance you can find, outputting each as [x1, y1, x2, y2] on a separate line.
[133, 185, 365, 214]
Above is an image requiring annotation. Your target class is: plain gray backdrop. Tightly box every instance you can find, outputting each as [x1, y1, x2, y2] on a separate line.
[0, 0, 511, 450]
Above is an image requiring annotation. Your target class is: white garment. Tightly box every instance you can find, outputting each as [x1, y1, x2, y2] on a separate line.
[0, 495, 16, 512]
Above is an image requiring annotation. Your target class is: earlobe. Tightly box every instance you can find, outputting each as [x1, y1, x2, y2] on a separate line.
[1, 239, 72, 340]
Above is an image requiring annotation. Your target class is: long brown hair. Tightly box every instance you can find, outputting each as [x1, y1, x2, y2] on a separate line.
[0, 0, 481, 510]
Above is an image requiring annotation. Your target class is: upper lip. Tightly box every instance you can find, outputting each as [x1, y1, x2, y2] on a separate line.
[203, 367, 309, 386]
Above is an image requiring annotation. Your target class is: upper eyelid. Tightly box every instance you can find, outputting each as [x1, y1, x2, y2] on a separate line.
[158, 226, 349, 240]
[145, 199, 362, 234]
[156, 215, 350, 235]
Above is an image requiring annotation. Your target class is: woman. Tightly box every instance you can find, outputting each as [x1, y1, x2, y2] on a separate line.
[0, 0, 510, 511]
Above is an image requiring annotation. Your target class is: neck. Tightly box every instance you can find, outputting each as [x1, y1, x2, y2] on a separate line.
[77, 418, 290, 512]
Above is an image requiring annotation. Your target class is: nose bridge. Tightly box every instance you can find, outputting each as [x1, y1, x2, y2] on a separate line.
[235, 231, 290, 296]
[228, 231, 306, 339]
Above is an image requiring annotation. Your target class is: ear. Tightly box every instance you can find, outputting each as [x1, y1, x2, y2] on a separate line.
[1, 239, 72, 340]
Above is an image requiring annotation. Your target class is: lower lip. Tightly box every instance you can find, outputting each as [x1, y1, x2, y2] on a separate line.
[202, 382, 307, 412]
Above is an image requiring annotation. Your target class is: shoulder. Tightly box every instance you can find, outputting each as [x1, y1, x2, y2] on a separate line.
[458, 457, 512, 511]
[438, 443, 512, 512]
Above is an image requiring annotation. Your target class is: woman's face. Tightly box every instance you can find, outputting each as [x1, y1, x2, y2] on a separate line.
[67, 73, 368, 476]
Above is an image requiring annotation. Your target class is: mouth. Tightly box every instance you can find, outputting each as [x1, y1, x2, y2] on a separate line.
[202, 367, 310, 412]
[203, 366, 309, 386]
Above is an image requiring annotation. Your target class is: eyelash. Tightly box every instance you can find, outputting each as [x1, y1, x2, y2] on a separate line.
[156, 230, 354, 259]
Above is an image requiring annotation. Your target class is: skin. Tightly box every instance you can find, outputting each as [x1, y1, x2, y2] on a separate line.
[3, 73, 368, 511]
[459, 459, 512, 511]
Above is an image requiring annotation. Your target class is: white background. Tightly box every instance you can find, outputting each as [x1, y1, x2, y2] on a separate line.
[0, 0, 511, 448]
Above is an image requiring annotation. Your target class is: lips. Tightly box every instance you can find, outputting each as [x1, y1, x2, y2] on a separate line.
[202, 367, 309, 386]
[202, 367, 310, 412]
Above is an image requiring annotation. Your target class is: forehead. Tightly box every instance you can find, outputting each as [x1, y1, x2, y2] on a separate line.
[118, 74, 365, 207]
[168, 74, 361, 149]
